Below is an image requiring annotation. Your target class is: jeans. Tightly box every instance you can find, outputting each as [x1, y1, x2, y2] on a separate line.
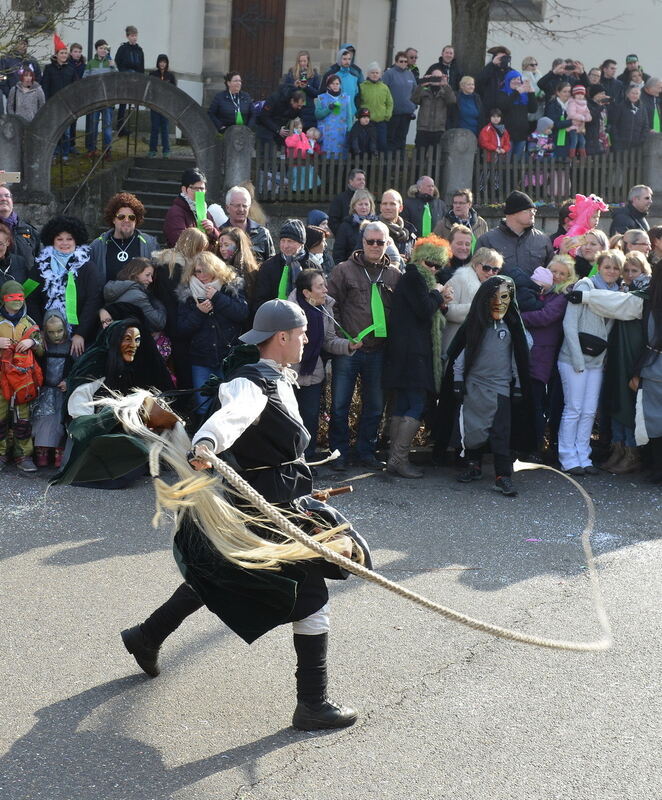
[511, 139, 527, 158]
[611, 417, 636, 447]
[149, 111, 170, 153]
[54, 130, 71, 158]
[387, 114, 411, 150]
[329, 350, 384, 458]
[558, 362, 603, 470]
[566, 131, 585, 151]
[374, 120, 388, 152]
[191, 364, 222, 417]
[294, 381, 323, 460]
[86, 107, 113, 152]
[393, 388, 426, 420]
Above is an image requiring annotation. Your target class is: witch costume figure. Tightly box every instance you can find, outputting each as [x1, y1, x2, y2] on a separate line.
[32, 309, 72, 469]
[444, 276, 535, 497]
[51, 317, 175, 489]
[119, 300, 371, 731]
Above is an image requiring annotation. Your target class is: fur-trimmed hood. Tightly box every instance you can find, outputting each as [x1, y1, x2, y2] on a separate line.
[407, 184, 440, 199]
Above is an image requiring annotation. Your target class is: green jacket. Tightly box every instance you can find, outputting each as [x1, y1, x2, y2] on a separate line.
[358, 79, 393, 123]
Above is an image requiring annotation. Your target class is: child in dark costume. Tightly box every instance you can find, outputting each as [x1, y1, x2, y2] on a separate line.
[448, 276, 535, 496]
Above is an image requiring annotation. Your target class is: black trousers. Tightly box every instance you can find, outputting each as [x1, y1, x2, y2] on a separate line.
[387, 114, 411, 150]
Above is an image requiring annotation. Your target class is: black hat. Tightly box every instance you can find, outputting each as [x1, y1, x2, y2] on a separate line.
[357, 107, 371, 118]
[279, 218, 306, 244]
[588, 83, 606, 98]
[504, 190, 535, 215]
[487, 45, 511, 57]
[305, 225, 325, 250]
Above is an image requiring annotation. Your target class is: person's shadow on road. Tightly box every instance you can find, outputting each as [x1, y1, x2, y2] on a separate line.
[0, 675, 305, 800]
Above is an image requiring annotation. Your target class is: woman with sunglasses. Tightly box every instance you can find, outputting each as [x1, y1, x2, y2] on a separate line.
[89, 192, 158, 284]
[521, 56, 545, 125]
[442, 246, 503, 356]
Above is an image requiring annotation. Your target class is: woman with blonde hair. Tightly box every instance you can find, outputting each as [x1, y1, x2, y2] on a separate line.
[152, 227, 209, 388]
[332, 188, 377, 262]
[557, 249, 624, 474]
[176, 251, 249, 416]
[282, 49, 322, 130]
[217, 226, 260, 311]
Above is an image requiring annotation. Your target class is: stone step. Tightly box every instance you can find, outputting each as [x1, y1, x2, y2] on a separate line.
[133, 156, 195, 170]
[127, 166, 185, 182]
[129, 191, 174, 208]
[124, 177, 181, 195]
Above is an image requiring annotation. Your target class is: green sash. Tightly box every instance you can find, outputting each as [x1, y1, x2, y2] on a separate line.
[65, 272, 78, 325]
[277, 264, 290, 300]
[654, 106, 661, 133]
[194, 190, 207, 231]
[355, 280, 387, 340]
[235, 109, 244, 126]
[556, 113, 567, 147]
[421, 203, 432, 237]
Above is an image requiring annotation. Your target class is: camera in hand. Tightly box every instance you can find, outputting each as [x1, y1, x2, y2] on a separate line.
[564, 61, 574, 71]
[499, 54, 511, 68]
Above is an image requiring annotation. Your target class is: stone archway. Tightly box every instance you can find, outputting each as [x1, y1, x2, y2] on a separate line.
[22, 73, 221, 199]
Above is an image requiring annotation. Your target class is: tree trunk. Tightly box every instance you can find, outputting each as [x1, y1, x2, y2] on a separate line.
[451, 0, 491, 79]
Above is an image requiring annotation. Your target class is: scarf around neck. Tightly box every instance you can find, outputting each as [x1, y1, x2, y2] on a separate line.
[414, 264, 443, 392]
[380, 216, 408, 243]
[189, 275, 222, 300]
[296, 290, 324, 375]
[591, 273, 619, 291]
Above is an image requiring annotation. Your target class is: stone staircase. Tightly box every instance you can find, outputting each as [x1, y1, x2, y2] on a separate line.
[121, 156, 195, 242]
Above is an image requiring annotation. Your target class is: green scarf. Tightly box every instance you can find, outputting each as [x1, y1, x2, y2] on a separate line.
[421, 203, 432, 237]
[277, 263, 289, 300]
[654, 106, 660, 133]
[415, 264, 443, 392]
[235, 109, 244, 126]
[355, 272, 387, 340]
[65, 271, 79, 325]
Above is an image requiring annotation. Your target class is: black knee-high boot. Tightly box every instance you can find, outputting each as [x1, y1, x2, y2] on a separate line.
[121, 583, 203, 677]
[649, 437, 662, 482]
[291, 633, 358, 731]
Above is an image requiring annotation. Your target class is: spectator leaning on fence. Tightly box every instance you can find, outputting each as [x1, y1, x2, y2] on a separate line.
[382, 51, 418, 151]
[639, 77, 662, 132]
[608, 84, 648, 153]
[358, 62, 393, 153]
[609, 185, 653, 236]
[411, 68, 456, 148]
[208, 71, 253, 135]
[475, 190, 553, 277]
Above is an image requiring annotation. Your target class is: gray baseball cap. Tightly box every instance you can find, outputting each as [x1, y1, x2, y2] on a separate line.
[239, 299, 307, 345]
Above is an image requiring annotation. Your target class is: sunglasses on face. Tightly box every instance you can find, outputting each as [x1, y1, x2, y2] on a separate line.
[116, 213, 136, 221]
[424, 259, 442, 268]
[481, 264, 500, 273]
[364, 239, 386, 246]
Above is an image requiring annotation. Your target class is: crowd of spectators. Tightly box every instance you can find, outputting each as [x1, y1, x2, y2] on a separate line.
[0, 35, 660, 495]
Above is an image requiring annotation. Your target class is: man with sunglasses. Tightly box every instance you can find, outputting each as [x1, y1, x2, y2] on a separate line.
[90, 192, 157, 283]
[475, 190, 553, 277]
[327, 221, 400, 471]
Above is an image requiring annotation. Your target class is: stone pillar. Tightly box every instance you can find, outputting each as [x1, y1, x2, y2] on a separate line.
[0, 115, 25, 178]
[439, 129, 477, 206]
[222, 125, 255, 192]
[642, 132, 662, 196]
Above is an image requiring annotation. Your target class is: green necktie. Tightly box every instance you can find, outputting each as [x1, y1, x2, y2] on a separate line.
[421, 203, 432, 237]
[277, 264, 290, 300]
[65, 272, 79, 325]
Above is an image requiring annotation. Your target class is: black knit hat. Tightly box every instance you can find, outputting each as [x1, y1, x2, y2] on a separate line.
[305, 225, 325, 250]
[588, 83, 606, 99]
[504, 190, 535, 215]
[279, 218, 306, 244]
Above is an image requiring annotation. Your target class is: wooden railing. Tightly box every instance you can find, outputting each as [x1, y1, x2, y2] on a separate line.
[252, 142, 444, 203]
[472, 147, 643, 207]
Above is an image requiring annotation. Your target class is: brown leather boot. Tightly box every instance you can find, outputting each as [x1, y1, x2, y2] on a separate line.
[601, 442, 625, 471]
[609, 446, 640, 474]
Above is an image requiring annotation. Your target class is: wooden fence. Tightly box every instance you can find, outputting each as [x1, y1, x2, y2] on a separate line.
[251, 142, 444, 203]
[472, 147, 643, 207]
[251, 140, 644, 206]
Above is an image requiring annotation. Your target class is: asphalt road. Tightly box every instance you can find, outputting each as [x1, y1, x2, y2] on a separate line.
[1, 460, 660, 800]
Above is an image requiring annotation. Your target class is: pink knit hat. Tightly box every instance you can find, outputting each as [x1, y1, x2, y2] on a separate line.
[571, 85, 586, 96]
[531, 266, 554, 287]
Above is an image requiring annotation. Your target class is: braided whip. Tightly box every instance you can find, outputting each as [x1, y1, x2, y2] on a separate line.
[195, 446, 611, 653]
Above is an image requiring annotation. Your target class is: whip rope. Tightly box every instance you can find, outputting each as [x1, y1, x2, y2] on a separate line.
[195, 447, 612, 653]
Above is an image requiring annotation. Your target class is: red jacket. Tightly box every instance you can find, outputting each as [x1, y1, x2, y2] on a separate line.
[163, 195, 220, 248]
[478, 123, 511, 162]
